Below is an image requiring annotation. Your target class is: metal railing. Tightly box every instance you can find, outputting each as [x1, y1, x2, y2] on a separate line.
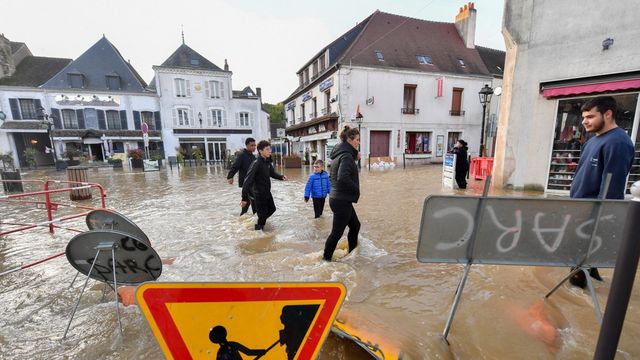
[449, 110, 465, 116]
[401, 108, 420, 114]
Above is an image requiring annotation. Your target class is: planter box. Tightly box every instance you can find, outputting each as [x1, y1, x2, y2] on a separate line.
[111, 162, 123, 169]
[66, 160, 81, 167]
[131, 158, 144, 169]
[283, 158, 302, 168]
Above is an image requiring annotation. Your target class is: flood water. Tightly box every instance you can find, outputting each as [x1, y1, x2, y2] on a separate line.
[1, 164, 640, 359]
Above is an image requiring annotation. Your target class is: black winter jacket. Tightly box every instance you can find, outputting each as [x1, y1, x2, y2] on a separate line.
[242, 156, 284, 201]
[329, 142, 360, 203]
[452, 145, 469, 173]
[227, 149, 256, 187]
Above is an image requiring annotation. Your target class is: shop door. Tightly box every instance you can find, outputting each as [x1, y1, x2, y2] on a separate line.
[370, 131, 390, 157]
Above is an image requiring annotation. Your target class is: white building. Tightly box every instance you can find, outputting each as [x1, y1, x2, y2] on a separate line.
[152, 43, 269, 162]
[283, 5, 504, 165]
[494, 1, 640, 194]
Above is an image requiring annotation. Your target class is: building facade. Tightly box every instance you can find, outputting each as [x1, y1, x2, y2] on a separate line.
[283, 5, 504, 165]
[153, 43, 269, 162]
[493, 1, 640, 194]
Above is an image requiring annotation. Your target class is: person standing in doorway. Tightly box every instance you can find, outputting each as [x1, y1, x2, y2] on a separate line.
[227, 138, 256, 215]
[241, 140, 288, 230]
[323, 125, 361, 261]
[452, 139, 469, 189]
[304, 159, 331, 218]
[569, 96, 635, 288]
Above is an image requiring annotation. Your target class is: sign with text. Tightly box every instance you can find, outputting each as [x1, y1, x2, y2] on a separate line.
[442, 154, 456, 189]
[319, 78, 333, 92]
[418, 196, 629, 267]
[137, 282, 346, 360]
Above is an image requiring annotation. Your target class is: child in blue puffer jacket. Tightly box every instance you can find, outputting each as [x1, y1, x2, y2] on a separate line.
[304, 160, 331, 218]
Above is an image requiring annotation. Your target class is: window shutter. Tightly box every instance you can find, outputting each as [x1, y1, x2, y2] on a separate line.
[76, 109, 85, 129]
[119, 110, 128, 130]
[133, 111, 141, 130]
[189, 109, 193, 125]
[34, 99, 43, 119]
[174, 79, 179, 96]
[154, 111, 162, 130]
[51, 108, 62, 129]
[205, 82, 210, 98]
[173, 108, 177, 126]
[9, 98, 21, 120]
[235, 112, 240, 127]
[206, 109, 212, 126]
[249, 112, 254, 127]
[222, 110, 227, 127]
[186, 80, 191, 97]
[220, 81, 225, 99]
[97, 110, 106, 129]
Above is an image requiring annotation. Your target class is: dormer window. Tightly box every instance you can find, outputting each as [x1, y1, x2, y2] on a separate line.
[458, 59, 466, 67]
[416, 55, 433, 65]
[106, 75, 121, 90]
[190, 59, 200, 66]
[68, 73, 84, 89]
[375, 51, 384, 61]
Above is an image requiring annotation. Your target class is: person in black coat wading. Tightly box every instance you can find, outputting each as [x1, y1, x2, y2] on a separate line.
[241, 140, 288, 230]
[323, 125, 361, 261]
[452, 139, 469, 189]
[227, 138, 257, 215]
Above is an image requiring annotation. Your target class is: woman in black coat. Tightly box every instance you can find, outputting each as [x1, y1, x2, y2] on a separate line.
[452, 139, 469, 189]
[323, 125, 361, 261]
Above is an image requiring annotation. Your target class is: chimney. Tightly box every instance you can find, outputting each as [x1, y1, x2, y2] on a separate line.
[256, 87, 262, 99]
[224, 59, 229, 71]
[455, 2, 476, 49]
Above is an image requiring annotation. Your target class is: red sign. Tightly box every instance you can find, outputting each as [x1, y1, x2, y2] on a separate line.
[436, 77, 444, 97]
[141, 121, 149, 134]
[136, 282, 346, 360]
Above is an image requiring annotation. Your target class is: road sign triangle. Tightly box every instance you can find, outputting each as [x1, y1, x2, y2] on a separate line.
[136, 282, 346, 360]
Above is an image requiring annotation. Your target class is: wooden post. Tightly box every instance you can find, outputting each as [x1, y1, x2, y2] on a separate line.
[66, 166, 92, 200]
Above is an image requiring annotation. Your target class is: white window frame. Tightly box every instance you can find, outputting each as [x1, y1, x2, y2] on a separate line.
[61, 109, 78, 129]
[174, 106, 192, 127]
[174, 78, 191, 98]
[106, 110, 121, 129]
[141, 111, 154, 130]
[206, 80, 225, 99]
[19, 99, 38, 119]
[237, 111, 252, 127]
[208, 108, 226, 127]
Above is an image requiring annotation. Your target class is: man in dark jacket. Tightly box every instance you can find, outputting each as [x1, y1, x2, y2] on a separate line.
[227, 138, 256, 215]
[323, 125, 361, 261]
[241, 140, 288, 230]
[452, 139, 469, 189]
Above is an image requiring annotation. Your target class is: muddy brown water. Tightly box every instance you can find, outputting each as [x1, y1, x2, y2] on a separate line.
[1, 164, 639, 359]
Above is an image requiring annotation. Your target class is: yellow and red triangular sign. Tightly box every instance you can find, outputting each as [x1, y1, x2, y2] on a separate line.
[136, 282, 346, 360]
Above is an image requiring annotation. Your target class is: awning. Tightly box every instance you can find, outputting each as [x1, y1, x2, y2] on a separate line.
[542, 78, 640, 98]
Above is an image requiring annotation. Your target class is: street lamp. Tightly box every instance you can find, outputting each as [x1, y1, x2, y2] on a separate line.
[478, 84, 494, 157]
[354, 108, 363, 168]
[38, 107, 57, 169]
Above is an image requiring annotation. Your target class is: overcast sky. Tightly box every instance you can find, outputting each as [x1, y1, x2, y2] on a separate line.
[3, 0, 505, 104]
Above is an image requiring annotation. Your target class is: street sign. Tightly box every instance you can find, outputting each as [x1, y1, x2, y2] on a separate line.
[136, 282, 346, 360]
[442, 153, 456, 189]
[276, 128, 286, 137]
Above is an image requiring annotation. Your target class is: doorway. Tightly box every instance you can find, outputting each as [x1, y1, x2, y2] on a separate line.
[207, 142, 227, 162]
[370, 131, 390, 157]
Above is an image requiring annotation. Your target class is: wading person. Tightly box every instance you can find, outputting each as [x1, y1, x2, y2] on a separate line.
[323, 125, 361, 261]
[569, 96, 634, 288]
[452, 139, 469, 189]
[241, 140, 288, 230]
[227, 138, 257, 215]
[304, 159, 331, 218]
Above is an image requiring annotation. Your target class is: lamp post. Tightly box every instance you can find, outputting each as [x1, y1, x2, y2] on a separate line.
[478, 84, 493, 157]
[38, 107, 57, 169]
[354, 109, 363, 169]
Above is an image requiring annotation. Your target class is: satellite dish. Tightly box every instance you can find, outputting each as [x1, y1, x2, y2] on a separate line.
[86, 209, 150, 245]
[65, 230, 162, 284]
[494, 86, 503, 96]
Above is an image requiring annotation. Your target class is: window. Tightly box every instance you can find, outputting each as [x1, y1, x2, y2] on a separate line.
[68, 73, 84, 88]
[447, 132, 462, 152]
[301, 103, 305, 121]
[405, 132, 432, 154]
[190, 59, 200, 66]
[458, 59, 466, 67]
[174, 107, 191, 126]
[19, 99, 38, 119]
[324, 90, 331, 114]
[141, 111, 154, 130]
[298, 74, 303, 87]
[106, 75, 121, 90]
[209, 109, 225, 127]
[62, 109, 78, 129]
[106, 110, 121, 129]
[174, 78, 190, 97]
[402, 84, 417, 114]
[304, 69, 310, 84]
[319, 54, 326, 71]
[375, 51, 384, 61]
[312, 62, 318, 78]
[207, 80, 225, 99]
[290, 108, 295, 125]
[450, 88, 464, 116]
[312, 98, 317, 118]
[238, 112, 251, 127]
[416, 55, 433, 65]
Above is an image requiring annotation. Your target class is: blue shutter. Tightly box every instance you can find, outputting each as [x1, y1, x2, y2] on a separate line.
[154, 111, 162, 130]
[34, 99, 43, 119]
[9, 98, 21, 120]
[51, 108, 62, 129]
[76, 109, 85, 129]
[120, 110, 128, 130]
[133, 111, 141, 130]
[97, 110, 106, 129]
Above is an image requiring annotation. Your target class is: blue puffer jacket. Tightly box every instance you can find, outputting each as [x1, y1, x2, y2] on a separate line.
[304, 171, 331, 199]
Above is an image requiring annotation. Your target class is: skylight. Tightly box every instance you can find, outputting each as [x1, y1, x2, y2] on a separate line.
[375, 51, 384, 61]
[458, 59, 466, 67]
[416, 55, 433, 65]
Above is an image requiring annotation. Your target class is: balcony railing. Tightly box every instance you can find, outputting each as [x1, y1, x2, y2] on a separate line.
[401, 108, 419, 115]
[449, 110, 465, 116]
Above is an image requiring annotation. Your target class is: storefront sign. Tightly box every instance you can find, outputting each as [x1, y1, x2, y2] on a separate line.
[286, 101, 296, 110]
[319, 78, 333, 92]
[366, 96, 375, 105]
[302, 91, 312, 102]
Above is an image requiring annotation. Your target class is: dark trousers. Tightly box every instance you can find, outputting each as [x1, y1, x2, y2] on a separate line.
[240, 196, 256, 216]
[312, 197, 326, 218]
[323, 198, 360, 260]
[256, 194, 276, 227]
[455, 170, 467, 189]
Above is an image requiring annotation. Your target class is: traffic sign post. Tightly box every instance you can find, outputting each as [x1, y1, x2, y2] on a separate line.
[136, 282, 346, 360]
